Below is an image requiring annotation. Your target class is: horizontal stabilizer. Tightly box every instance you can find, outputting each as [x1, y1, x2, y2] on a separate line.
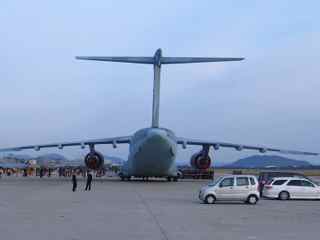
[76, 56, 154, 64]
[161, 57, 244, 64]
[76, 56, 244, 65]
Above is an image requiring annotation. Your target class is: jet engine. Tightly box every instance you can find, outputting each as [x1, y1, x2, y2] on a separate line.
[190, 150, 211, 170]
[84, 151, 104, 170]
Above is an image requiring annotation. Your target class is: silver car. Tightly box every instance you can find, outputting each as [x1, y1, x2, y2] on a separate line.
[199, 175, 260, 204]
[262, 177, 320, 200]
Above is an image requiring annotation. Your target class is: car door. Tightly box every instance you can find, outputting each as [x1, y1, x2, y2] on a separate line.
[286, 180, 303, 198]
[235, 177, 250, 200]
[300, 180, 318, 198]
[215, 177, 235, 200]
[317, 186, 320, 199]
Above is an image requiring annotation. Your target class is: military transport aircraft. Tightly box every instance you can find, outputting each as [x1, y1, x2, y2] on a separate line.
[0, 49, 318, 181]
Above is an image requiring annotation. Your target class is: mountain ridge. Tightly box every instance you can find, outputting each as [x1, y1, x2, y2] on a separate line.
[223, 155, 314, 168]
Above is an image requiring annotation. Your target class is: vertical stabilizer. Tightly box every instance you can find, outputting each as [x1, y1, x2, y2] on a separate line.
[76, 49, 244, 128]
[152, 49, 162, 127]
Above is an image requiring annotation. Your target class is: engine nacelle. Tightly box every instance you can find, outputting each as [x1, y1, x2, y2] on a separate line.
[190, 151, 211, 170]
[84, 151, 104, 170]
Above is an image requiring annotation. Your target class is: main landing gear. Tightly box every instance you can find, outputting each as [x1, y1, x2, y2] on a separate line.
[119, 174, 178, 182]
[167, 176, 178, 182]
[120, 176, 131, 181]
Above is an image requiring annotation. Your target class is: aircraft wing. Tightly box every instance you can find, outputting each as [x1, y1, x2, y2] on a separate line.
[176, 137, 318, 156]
[0, 136, 131, 152]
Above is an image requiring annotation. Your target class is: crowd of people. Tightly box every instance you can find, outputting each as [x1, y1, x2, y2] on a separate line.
[0, 166, 112, 192]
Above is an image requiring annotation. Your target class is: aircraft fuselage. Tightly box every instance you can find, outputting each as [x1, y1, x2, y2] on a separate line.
[121, 128, 178, 178]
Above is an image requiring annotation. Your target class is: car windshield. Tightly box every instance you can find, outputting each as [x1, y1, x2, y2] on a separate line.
[208, 177, 223, 187]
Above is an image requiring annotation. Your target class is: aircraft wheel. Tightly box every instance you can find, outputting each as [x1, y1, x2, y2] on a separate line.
[167, 177, 172, 182]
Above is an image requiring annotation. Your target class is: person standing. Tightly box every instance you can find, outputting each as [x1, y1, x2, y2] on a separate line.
[72, 172, 77, 192]
[85, 171, 93, 191]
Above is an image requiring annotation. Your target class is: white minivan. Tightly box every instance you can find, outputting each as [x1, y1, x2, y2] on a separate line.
[199, 175, 260, 204]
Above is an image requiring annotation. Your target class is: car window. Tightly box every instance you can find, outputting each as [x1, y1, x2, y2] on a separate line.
[301, 180, 315, 187]
[219, 178, 234, 187]
[236, 177, 249, 186]
[287, 180, 302, 186]
[272, 180, 287, 185]
[249, 177, 256, 185]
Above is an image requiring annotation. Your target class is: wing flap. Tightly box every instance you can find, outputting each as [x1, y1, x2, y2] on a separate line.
[0, 136, 131, 152]
[177, 137, 318, 156]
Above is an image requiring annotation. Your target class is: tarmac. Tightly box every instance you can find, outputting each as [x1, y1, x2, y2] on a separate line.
[0, 176, 320, 240]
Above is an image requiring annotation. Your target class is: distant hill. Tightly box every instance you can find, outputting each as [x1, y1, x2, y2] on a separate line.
[224, 155, 313, 168]
[1, 153, 67, 161]
[35, 153, 67, 166]
[1, 153, 33, 161]
[35, 153, 67, 161]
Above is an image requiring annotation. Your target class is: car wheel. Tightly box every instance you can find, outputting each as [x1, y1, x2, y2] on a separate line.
[247, 195, 258, 205]
[279, 191, 290, 200]
[205, 195, 216, 204]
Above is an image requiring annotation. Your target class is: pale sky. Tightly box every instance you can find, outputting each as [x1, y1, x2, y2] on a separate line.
[1, 1, 319, 164]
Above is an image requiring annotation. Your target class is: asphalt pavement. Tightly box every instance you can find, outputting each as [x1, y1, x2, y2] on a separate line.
[0, 177, 319, 240]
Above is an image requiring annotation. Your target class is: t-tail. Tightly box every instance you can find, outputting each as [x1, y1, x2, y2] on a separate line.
[76, 49, 244, 128]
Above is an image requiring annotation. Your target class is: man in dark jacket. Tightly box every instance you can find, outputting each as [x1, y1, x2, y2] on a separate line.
[72, 172, 77, 192]
[85, 171, 93, 191]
